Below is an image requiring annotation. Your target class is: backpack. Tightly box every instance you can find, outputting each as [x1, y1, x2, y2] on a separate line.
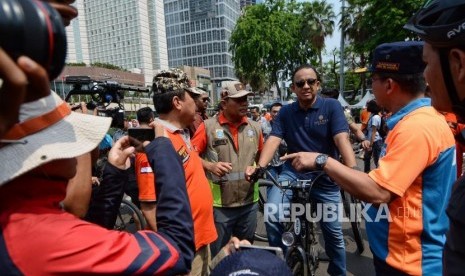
[378, 116, 388, 139]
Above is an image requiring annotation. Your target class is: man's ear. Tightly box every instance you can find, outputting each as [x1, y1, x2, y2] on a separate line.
[450, 48, 465, 84]
[290, 83, 296, 93]
[385, 78, 397, 96]
[172, 95, 182, 111]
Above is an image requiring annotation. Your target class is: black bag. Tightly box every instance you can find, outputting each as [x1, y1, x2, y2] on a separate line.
[378, 116, 388, 139]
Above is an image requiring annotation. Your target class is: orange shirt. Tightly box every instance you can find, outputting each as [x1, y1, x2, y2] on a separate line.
[264, 112, 272, 121]
[137, 125, 217, 251]
[367, 101, 456, 274]
[135, 153, 156, 202]
[360, 108, 371, 131]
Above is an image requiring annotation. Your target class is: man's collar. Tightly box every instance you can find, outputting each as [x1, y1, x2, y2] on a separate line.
[387, 97, 431, 130]
[218, 112, 248, 125]
[155, 118, 187, 134]
[292, 96, 322, 112]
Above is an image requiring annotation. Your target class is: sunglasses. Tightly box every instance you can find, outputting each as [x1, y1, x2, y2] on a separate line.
[294, 78, 317, 88]
[202, 97, 210, 102]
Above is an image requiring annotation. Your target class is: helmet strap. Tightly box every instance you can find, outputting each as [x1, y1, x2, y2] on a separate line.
[438, 49, 465, 119]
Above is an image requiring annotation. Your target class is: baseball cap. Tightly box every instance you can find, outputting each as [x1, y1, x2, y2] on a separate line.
[221, 81, 253, 99]
[152, 68, 191, 94]
[186, 87, 207, 96]
[0, 92, 111, 186]
[369, 41, 425, 74]
[210, 249, 292, 276]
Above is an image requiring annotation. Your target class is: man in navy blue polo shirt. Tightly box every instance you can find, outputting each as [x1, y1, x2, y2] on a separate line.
[246, 64, 356, 275]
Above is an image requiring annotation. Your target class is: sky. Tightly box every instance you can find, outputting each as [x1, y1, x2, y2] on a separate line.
[296, 0, 343, 61]
[323, 0, 342, 61]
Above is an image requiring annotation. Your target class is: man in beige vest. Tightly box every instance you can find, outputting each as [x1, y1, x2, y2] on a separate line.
[192, 81, 264, 257]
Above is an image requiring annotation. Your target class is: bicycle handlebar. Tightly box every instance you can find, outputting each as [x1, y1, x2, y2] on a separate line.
[249, 166, 266, 184]
[255, 166, 327, 193]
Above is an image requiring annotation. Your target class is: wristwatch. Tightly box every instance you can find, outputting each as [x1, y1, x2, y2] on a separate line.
[315, 154, 328, 170]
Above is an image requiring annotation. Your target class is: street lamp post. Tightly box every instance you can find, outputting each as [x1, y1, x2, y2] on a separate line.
[339, 0, 345, 96]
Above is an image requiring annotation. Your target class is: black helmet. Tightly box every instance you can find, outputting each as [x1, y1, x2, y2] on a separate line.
[405, 0, 465, 119]
[404, 0, 465, 48]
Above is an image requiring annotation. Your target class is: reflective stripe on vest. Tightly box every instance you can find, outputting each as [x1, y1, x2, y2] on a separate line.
[203, 118, 262, 207]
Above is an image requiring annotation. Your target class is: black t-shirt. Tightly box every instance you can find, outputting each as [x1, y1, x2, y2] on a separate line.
[444, 176, 465, 275]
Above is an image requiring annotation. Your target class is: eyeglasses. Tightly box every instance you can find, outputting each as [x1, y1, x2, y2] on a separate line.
[202, 97, 210, 102]
[294, 78, 317, 88]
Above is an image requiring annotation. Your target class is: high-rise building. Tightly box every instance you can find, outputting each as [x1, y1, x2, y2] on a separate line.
[66, 0, 168, 85]
[164, 0, 241, 96]
[240, 0, 256, 8]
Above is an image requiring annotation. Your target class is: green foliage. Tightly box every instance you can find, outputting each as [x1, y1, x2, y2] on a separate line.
[90, 62, 127, 71]
[337, 0, 424, 101]
[230, 0, 315, 96]
[341, 0, 424, 66]
[301, 0, 336, 72]
[230, 0, 423, 101]
[320, 47, 339, 88]
[66, 62, 87, 67]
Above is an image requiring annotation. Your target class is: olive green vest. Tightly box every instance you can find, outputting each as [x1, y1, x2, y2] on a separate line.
[203, 117, 261, 207]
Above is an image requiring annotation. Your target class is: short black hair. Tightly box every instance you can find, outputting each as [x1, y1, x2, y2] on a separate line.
[270, 102, 282, 109]
[250, 106, 260, 113]
[375, 73, 426, 96]
[152, 89, 186, 115]
[366, 99, 381, 114]
[291, 64, 320, 83]
[137, 107, 154, 124]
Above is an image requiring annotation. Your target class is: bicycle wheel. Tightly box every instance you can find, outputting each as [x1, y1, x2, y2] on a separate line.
[306, 222, 319, 276]
[286, 247, 307, 276]
[342, 190, 365, 254]
[254, 185, 268, 242]
[114, 199, 146, 233]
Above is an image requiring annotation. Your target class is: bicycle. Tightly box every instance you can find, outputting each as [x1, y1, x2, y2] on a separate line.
[341, 189, 365, 254]
[255, 171, 366, 254]
[114, 198, 146, 233]
[254, 182, 268, 242]
[252, 169, 325, 276]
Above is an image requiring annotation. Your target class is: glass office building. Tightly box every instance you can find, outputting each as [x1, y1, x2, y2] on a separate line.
[164, 0, 240, 91]
[66, 0, 168, 85]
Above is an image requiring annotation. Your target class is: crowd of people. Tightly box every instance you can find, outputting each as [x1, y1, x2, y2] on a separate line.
[1, 0, 465, 275]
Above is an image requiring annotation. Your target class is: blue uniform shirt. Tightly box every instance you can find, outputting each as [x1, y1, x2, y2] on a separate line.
[270, 97, 349, 159]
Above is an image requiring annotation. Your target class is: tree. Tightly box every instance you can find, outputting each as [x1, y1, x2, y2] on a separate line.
[341, 0, 424, 61]
[320, 47, 340, 89]
[234, 67, 269, 93]
[230, 0, 314, 96]
[339, 0, 424, 100]
[301, 0, 335, 75]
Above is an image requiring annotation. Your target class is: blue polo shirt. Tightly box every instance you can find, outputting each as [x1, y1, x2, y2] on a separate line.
[270, 97, 349, 159]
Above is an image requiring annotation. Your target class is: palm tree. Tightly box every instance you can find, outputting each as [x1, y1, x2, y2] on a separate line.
[301, 0, 336, 74]
[340, 1, 370, 69]
[340, 0, 371, 100]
